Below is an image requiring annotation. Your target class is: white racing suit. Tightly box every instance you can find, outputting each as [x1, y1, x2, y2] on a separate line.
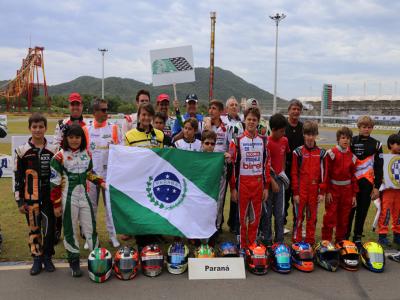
[50, 149, 103, 260]
[86, 120, 122, 240]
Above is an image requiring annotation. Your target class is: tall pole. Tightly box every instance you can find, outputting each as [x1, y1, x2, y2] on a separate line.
[209, 12, 216, 102]
[270, 13, 286, 114]
[98, 48, 108, 99]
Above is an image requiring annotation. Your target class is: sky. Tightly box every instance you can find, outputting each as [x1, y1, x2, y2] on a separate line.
[1, 0, 400, 100]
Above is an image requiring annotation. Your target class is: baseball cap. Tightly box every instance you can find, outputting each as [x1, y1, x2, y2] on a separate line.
[156, 93, 170, 103]
[185, 94, 198, 103]
[245, 98, 259, 109]
[68, 92, 82, 103]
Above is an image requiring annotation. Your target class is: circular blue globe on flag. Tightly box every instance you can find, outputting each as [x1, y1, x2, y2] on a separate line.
[152, 172, 182, 203]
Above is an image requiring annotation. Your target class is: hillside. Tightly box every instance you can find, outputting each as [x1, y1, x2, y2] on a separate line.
[48, 67, 287, 109]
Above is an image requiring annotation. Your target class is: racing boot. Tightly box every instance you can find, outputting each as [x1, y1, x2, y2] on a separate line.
[69, 259, 82, 277]
[30, 256, 42, 276]
[43, 255, 56, 272]
[378, 234, 390, 247]
[393, 233, 400, 248]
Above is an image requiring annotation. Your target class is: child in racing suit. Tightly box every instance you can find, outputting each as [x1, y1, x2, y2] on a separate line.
[322, 127, 358, 243]
[50, 124, 105, 277]
[230, 107, 271, 253]
[291, 121, 327, 245]
[14, 113, 58, 275]
[377, 134, 400, 246]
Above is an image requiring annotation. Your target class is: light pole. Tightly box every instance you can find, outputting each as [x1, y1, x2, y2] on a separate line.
[98, 48, 108, 99]
[270, 13, 286, 114]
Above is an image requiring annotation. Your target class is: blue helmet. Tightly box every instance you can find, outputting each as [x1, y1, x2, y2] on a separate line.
[219, 241, 239, 257]
[271, 243, 291, 273]
[166, 241, 189, 275]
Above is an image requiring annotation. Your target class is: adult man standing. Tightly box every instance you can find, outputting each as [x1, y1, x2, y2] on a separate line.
[284, 99, 304, 234]
[172, 94, 204, 141]
[53, 92, 87, 149]
[122, 89, 150, 134]
[87, 98, 122, 248]
[222, 96, 242, 143]
[155, 93, 175, 137]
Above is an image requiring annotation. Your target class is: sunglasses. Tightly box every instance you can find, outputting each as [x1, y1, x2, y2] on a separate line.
[96, 108, 108, 113]
[203, 142, 215, 146]
[70, 102, 81, 107]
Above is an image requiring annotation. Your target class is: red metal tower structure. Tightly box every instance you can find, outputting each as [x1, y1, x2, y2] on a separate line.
[0, 46, 50, 111]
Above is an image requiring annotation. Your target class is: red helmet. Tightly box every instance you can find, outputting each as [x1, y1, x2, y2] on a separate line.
[113, 246, 139, 280]
[245, 241, 269, 275]
[140, 244, 164, 277]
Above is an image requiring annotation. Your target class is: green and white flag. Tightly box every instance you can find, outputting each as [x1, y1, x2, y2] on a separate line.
[106, 145, 225, 238]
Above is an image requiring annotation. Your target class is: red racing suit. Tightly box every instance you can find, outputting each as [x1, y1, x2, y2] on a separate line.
[291, 144, 328, 245]
[229, 130, 271, 249]
[321, 146, 358, 242]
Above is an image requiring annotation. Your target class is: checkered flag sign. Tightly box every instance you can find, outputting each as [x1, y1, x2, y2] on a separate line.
[152, 57, 193, 75]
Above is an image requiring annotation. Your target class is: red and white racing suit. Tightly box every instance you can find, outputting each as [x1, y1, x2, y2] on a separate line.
[321, 146, 358, 242]
[230, 130, 271, 249]
[291, 145, 328, 245]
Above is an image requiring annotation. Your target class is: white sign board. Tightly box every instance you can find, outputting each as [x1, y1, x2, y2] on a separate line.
[150, 45, 195, 86]
[188, 258, 246, 280]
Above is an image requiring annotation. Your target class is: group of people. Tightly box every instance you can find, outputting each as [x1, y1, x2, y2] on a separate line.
[13, 89, 400, 278]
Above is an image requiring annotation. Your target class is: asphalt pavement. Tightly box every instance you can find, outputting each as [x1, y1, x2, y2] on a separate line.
[0, 260, 399, 300]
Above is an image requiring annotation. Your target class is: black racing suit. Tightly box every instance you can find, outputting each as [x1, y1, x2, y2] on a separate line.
[347, 135, 383, 241]
[284, 121, 304, 227]
[14, 138, 58, 257]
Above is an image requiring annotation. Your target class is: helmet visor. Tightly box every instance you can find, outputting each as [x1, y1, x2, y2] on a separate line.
[369, 252, 384, 263]
[298, 251, 313, 260]
[119, 258, 137, 271]
[252, 255, 267, 266]
[169, 253, 186, 265]
[89, 259, 111, 276]
[276, 253, 290, 264]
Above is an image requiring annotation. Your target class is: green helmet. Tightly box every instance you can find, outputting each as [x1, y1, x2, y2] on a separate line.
[88, 248, 113, 283]
[195, 244, 215, 258]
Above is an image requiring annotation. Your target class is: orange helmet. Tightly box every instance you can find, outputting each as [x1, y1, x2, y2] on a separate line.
[335, 240, 359, 271]
[291, 242, 314, 272]
[246, 241, 269, 275]
[113, 246, 139, 280]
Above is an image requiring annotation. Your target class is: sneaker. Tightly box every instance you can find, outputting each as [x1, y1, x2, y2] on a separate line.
[30, 256, 42, 276]
[69, 259, 82, 277]
[284, 228, 290, 235]
[84, 240, 89, 250]
[110, 236, 120, 248]
[388, 252, 400, 263]
[43, 255, 56, 272]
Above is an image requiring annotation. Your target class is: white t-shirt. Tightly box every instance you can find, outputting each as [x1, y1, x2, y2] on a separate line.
[174, 139, 202, 151]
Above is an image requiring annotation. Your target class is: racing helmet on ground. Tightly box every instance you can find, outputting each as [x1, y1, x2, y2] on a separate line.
[219, 241, 239, 257]
[335, 240, 359, 271]
[271, 243, 291, 273]
[88, 248, 113, 283]
[195, 244, 216, 258]
[314, 240, 339, 272]
[166, 241, 189, 274]
[113, 246, 139, 280]
[291, 242, 314, 272]
[140, 244, 164, 277]
[245, 241, 269, 275]
[360, 242, 385, 273]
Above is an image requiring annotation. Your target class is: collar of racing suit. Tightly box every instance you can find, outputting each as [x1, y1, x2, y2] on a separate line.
[137, 123, 155, 135]
[335, 144, 349, 153]
[70, 115, 83, 123]
[227, 114, 241, 122]
[93, 120, 107, 129]
[211, 118, 227, 132]
[304, 143, 317, 151]
[28, 137, 48, 149]
[243, 129, 258, 139]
